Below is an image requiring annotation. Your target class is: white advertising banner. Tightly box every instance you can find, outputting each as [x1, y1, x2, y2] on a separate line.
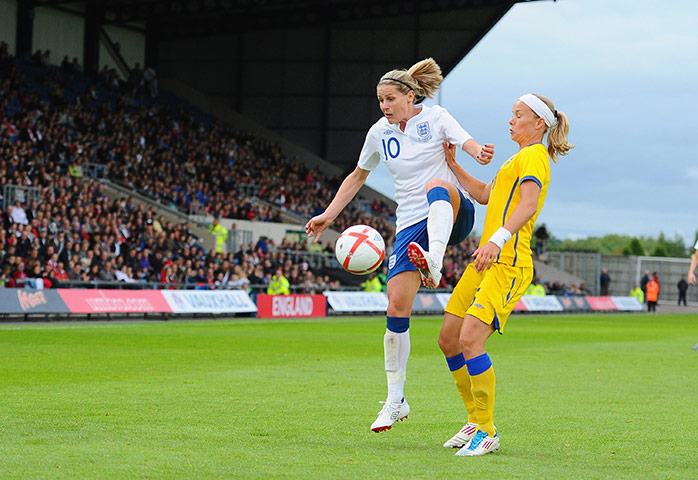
[323, 291, 389, 312]
[520, 295, 564, 311]
[435, 293, 452, 310]
[162, 290, 257, 313]
[611, 296, 644, 311]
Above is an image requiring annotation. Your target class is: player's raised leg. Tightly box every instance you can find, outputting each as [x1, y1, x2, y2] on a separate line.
[371, 270, 420, 432]
[408, 179, 461, 288]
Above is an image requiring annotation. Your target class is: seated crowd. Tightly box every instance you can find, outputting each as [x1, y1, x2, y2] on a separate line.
[1, 43, 396, 232]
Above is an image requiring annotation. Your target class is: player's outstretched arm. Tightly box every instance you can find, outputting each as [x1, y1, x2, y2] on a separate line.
[463, 138, 494, 165]
[305, 166, 370, 243]
[689, 249, 698, 285]
[472, 179, 540, 273]
[443, 142, 491, 205]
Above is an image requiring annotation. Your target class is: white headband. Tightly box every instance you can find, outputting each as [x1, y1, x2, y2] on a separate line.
[518, 93, 557, 127]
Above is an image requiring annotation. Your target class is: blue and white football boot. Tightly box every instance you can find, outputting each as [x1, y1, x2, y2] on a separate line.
[455, 429, 500, 456]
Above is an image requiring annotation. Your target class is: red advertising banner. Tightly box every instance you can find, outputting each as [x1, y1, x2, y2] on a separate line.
[584, 296, 618, 311]
[57, 289, 173, 313]
[257, 294, 326, 318]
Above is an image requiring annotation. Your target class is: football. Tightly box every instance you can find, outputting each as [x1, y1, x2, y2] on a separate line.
[335, 225, 386, 275]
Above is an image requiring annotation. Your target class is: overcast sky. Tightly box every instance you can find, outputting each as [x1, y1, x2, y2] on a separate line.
[364, 0, 698, 243]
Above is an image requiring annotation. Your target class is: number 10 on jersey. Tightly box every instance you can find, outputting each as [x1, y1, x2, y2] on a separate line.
[382, 137, 400, 161]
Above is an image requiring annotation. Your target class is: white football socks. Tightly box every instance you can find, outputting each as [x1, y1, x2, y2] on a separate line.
[384, 329, 410, 403]
[427, 199, 454, 270]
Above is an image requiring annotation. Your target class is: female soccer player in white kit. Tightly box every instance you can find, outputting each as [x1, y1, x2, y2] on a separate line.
[305, 58, 494, 432]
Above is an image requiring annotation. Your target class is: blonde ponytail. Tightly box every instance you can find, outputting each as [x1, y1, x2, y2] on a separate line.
[378, 57, 443, 101]
[533, 94, 574, 163]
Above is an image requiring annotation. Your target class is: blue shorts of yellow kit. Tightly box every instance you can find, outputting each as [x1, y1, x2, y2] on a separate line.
[387, 191, 475, 282]
[445, 262, 533, 333]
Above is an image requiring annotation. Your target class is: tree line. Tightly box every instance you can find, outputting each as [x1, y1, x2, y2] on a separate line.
[538, 229, 693, 258]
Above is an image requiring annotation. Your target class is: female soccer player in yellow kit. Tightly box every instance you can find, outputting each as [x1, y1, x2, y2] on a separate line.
[437, 93, 573, 456]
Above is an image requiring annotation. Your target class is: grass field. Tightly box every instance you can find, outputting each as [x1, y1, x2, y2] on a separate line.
[1, 313, 697, 479]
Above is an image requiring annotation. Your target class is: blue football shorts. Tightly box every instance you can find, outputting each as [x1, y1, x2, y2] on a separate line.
[387, 190, 475, 282]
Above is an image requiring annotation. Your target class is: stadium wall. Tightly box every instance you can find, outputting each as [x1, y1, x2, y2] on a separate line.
[219, 218, 340, 249]
[0, 0, 17, 53]
[32, 7, 84, 63]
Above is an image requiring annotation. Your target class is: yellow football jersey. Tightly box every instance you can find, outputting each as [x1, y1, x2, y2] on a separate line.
[480, 143, 550, 268]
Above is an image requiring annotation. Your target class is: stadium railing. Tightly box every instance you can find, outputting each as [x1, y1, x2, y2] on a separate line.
[269, 248, 340, 269]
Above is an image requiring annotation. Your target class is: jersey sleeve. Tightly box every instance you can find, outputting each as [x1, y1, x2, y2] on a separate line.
[436, 107, 472, 148]
[357, 126, 381, 171]
[517, 147, 549, 189]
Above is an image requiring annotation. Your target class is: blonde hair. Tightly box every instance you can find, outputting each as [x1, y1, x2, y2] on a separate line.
[532, 94, 574, 163]
[378, 57, 443, 101]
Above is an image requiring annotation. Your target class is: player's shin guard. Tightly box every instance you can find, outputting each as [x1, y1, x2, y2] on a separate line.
[466, 353, 496, 436]
[426, 186, 454, 268]
[446, 353, 477, 424]
[385, 316, 410, 403]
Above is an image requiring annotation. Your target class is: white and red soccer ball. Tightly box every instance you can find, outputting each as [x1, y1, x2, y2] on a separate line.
[335, 225, 386, 275]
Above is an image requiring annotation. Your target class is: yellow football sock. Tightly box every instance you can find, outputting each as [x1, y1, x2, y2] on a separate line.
[451, 366, 477, 424]
[467, 353, 496, 437]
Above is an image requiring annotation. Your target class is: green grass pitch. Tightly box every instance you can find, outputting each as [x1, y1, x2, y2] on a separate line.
[1, 313, 697, 479]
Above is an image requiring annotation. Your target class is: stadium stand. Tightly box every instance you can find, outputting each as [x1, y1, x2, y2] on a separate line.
[0, 44, 396, 293]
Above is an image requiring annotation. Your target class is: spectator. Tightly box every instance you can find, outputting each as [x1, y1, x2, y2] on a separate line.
[630, 285, 644, 304]
[534, 224, 549, 256]
[677, 275, 688, 306]
[361, 273, 382, 292]
[266, 267, 289, 295]
[208, 217, 228, 254]
[640, 270, 650, 303]
[646, 276, 659, 312]
[10, 201, 29, 225]
[599, 268, 610, 296]
[525, 277, 546, 296]
[143, 66, 158, 97]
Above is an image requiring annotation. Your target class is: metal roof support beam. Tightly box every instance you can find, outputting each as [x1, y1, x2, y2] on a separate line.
[16, 0, 34, 58]
[83, 2, 102, 75]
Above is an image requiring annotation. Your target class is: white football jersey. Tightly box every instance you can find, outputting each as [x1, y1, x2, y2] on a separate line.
[358, 104, 473, 233]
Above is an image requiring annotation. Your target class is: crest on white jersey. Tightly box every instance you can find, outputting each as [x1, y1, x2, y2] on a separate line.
[416, 121, 432, 142]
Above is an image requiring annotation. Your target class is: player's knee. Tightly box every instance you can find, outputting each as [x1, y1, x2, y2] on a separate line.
[458, 332, 481, 358]
[438, 332, 458, 356]
[426, 178, 449, 192]
[387, 295, 411, 316]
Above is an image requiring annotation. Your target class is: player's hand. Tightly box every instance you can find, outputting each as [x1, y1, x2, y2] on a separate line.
[476, 144, 494, 165]
[305, 214, 331, 244]
[690, 272, 696, 286]
[443, 142, 458, 168]
[472, 242, 501, 273]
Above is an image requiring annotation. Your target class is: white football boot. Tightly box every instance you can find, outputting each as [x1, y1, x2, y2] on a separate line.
[455, 429, 500, 456]
[443, 422, 478, 448]
[370, 398, 410, 432]
[407, 242, 442, 289]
